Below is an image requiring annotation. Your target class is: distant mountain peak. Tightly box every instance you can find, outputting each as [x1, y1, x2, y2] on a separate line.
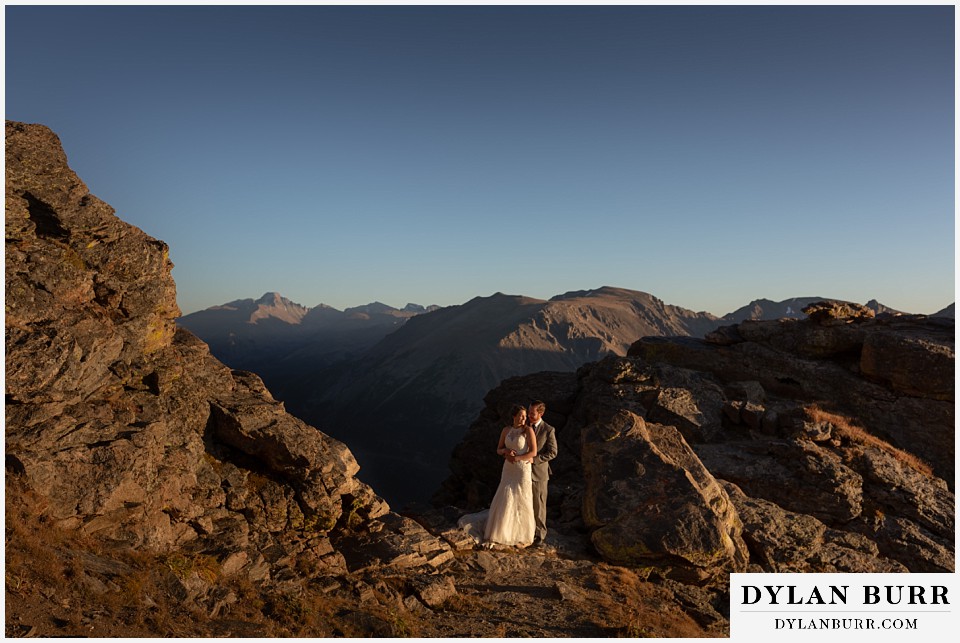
[254, 292, 299, 306]
[550, 286, 656, 302]
[180, 292, 309, 329]
[344, 301, 400, 317]
[460, 293, 547, 311]
[864, 299, 905, 316]
[249, 293, 308, 324]
[402, 303, 440, 314]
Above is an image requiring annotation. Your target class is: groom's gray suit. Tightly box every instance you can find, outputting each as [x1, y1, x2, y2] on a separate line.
[530, 419, 558, 543]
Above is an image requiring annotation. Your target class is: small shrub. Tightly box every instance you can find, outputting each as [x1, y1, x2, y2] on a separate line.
[160, 552, 220, 583]
[266, 592, 307, 622]
[438, 592, 487, 613]
[387, 608, 414, 637]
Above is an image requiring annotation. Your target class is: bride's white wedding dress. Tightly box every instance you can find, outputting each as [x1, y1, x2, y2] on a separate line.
[458, 427, 535, 547]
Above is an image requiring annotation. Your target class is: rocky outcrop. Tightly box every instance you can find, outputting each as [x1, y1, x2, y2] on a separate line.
[720, 482, 907, 573]
[580, 410, 748, 582]
[694, 440, 865, 524]
[631, 302, 955, 484]
[440, 301, 954, 582]
[5, 121, 450, 617]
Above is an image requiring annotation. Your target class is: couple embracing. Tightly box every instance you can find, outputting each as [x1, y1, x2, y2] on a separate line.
[459, 401, 558, 549]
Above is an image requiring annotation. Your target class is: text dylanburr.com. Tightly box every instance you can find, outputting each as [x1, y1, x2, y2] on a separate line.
[730, 573, 957, 640]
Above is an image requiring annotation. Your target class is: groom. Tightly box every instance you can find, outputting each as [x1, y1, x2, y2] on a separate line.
[527, 400, 558, 548]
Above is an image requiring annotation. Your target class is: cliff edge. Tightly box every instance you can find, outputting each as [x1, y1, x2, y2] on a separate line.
[5, 121, 451, 635]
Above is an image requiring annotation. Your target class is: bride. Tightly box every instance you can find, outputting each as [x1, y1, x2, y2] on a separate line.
[458, 404, 538, 548]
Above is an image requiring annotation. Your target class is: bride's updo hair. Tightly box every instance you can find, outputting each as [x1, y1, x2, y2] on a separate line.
[508, 404, 526, 421]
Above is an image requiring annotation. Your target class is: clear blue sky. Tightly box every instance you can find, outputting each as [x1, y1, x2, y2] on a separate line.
[5, 4, 955, 316]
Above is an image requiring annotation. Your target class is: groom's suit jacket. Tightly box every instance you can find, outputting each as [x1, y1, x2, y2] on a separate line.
[531, 420, 558, 483]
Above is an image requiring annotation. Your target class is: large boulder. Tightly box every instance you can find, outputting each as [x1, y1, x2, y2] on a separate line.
[852, 446, 953, 536]
[860, 327, 954, 400]
[580, 410, 748, 583]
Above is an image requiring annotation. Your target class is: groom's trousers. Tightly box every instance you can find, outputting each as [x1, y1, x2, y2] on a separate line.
[532, 479, 548, 541]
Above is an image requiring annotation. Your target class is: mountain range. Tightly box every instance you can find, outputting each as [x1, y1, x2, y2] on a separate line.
[179, 288, 950, 505]
[179, 292, 438, 376]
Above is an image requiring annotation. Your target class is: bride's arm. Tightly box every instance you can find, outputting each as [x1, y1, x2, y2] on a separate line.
[518, 427, 538, 462]
[495, 427, 511, 457]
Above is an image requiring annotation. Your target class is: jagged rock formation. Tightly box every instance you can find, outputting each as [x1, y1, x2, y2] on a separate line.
[438, 300, 954, 584]
[5, 121, 451, 621]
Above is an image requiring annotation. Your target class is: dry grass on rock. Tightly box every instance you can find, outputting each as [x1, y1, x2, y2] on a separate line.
[804, 404, 934, 477]
[589, 564, 723, 638]
[4, 475, 419, 638]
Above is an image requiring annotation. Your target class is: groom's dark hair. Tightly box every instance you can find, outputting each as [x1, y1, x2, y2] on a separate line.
[529, 400, 546, 414]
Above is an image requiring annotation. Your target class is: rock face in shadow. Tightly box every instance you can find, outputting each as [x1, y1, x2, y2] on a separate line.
[5, 121, 451, 611]
[580, 409, 748, 582]
[440, 302, 954, 579]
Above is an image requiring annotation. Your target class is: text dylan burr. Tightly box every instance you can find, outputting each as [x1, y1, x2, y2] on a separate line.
[741, 584, 949, 606]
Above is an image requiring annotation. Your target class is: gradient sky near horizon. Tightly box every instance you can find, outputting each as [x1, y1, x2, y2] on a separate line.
[5, 4, 955, 316]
